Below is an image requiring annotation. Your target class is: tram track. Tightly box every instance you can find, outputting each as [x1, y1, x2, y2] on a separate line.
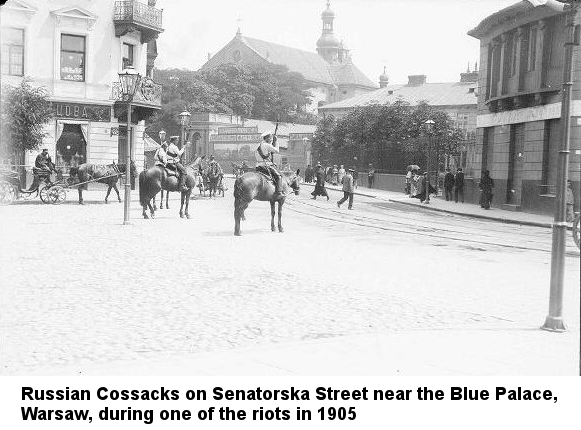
[286, 198, 580, 257]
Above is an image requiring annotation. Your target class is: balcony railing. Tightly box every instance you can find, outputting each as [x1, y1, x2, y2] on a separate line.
[114, 1, 163, 42]
[111, 77, 162, 109]
[114, 1, 162, 29]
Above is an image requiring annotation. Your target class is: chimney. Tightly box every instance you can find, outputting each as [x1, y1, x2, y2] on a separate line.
[407, 75, 426, 86]
[460, 62, 479, 83]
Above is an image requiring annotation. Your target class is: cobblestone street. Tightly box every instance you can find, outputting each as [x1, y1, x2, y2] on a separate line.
[0, 181, 579, 375]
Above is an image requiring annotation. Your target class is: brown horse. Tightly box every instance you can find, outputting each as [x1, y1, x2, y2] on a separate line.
[233, 169, 300, 236]
[138, 164, 198, 219]
[68, 161, 135, 205]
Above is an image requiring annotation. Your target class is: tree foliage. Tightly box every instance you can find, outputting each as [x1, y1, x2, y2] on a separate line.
[147, 63, 317, 135]
[313, 100, 464, 172]
[1, 80, 53, 157]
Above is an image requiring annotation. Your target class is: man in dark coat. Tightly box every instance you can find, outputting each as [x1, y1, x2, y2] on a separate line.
[28, 149, 56, 191]
[454, 168, 465, 203]
[367, 164, 375, 188]
[311, 164, 329, 200]
[443, 168, 455, 201]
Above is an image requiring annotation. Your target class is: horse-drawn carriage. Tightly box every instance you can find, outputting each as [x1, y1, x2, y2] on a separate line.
[0, 166, 67, 204]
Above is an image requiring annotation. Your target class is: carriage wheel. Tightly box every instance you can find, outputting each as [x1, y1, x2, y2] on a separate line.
[39, 185, 50, 203]
[0, 181, 16, 204]
[573, 215, 580, 250]
[48, 186, 66, 204]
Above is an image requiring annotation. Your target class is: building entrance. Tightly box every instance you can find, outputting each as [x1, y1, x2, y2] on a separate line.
[56, 123, 87, 168]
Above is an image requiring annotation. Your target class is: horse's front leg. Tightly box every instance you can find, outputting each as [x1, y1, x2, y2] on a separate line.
[185, 188, 192, 219]
[159, 189, 164, 209]
[147, 200, 155, 218]
[78, 187, 84, 205]
[105, 184, 112, 203]
[113, 182, 121, 202]
[270, 200, 276, 232]
[278, 200, 284, 233]
[166, 190, 170, 209]
[179, 191, 185, 218]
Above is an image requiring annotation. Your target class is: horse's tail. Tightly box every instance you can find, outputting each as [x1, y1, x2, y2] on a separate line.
[139, 170, 147, 208]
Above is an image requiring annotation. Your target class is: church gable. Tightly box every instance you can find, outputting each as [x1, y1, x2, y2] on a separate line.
[202, 36, 268, 70]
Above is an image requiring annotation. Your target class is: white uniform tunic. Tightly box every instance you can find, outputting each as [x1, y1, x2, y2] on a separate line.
[255, 141, 279, 166]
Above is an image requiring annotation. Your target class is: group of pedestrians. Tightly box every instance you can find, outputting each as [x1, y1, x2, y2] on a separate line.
[443, 168, 466, 203]
[310, 162, 356, 210]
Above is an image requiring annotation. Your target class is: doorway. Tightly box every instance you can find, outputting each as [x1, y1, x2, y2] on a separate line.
[56, 123, 87, 168]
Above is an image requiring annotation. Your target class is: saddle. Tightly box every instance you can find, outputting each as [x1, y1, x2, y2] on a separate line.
[164, 164, 179, 177]
[255, 165, 274, 182]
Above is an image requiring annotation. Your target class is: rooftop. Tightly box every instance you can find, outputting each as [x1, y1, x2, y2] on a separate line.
[320, 79, 478, 111]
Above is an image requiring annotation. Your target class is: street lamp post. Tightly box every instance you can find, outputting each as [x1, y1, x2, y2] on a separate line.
[302, 137, 309, 171]
[179, 110, 191, 146]
[118, 66, 141, 225]
[542, 1, 579, 332]
[424, 120, 435, 204]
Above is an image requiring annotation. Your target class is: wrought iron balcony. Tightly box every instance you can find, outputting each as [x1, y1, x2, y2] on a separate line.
[111, 77, 162, 109]
[114, 1, 163, 43]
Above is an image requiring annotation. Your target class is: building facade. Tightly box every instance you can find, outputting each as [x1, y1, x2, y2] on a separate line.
[468, 0, 580, 215]
[0, 0, 163, 178]
[185, 113, 315, 172]
[200, 1, 376, 113]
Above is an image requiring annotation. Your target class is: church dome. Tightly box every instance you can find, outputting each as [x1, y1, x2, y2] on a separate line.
[317, 33, 340, 48]
[380, 66, 389, 82]
[321, 1, 335, 18]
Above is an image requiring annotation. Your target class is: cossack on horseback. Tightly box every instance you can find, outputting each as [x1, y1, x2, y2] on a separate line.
[166, 136, 187, 192]
[255, 130, 283, 198]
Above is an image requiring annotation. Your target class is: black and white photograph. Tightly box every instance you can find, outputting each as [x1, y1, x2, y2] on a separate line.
[0, 0, 579, 385]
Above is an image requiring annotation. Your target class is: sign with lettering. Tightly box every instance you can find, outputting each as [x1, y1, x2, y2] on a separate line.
[52, 102, 111, 122]
[217, 126, 259, 135]
[210, 134, 261, 142]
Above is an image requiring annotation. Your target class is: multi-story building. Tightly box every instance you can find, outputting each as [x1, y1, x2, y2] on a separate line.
[468, 0, 580, 214]
[0, 0, 163, 177]
[200, 1, 376, 114]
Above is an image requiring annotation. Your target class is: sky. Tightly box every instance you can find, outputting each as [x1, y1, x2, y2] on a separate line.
[156, 0, 519, 85]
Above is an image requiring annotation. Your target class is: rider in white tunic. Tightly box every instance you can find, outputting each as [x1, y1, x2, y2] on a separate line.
[255, 131, 283, 198]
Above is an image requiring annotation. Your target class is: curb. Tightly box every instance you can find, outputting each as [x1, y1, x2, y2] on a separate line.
[387, 198, 553, 229]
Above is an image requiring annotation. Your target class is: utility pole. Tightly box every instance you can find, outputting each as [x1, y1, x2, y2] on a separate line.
[541, 1, 579, 332]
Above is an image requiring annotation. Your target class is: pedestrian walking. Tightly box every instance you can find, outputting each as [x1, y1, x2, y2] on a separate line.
[332, 165, 339, 185]
[367, 164, 375, 188]
[566, 179, 575, 222]
[352, 168, 359, 189]
[405, 167, 412, 195]
[305, 164, 313, 183]
[311, 164, 329, 200]
[411, 172, 437, 203]
[479, 170, 494, 210]
[410, 170, 420, 197]
[444, 168, 455, 201]
[338, 164, 345, 185]
[337, 167, 355, 210]
[454, 168, 465, 203]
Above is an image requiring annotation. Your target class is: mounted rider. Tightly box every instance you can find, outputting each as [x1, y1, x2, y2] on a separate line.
[208, 155, 223, 176]
[166, 136, 188, 191]
[255, 130, 283, 198]
[154, 130, 168, 168]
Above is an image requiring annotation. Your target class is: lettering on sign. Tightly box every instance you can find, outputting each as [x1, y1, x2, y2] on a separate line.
[52, 103, 111, 122]
[210, 134, 261, 142]
[217, 126, 259, 135]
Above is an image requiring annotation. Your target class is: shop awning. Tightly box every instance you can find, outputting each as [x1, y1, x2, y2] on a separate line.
[143, 134, 159, 152]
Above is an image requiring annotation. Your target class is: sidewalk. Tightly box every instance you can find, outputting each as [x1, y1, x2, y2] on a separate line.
[302, 182, 556, 229]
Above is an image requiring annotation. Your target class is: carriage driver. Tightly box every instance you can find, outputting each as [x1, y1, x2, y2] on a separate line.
[255, 130, 283, 198]
[28, 148, 57, 190]
[166, 136, 188, 191]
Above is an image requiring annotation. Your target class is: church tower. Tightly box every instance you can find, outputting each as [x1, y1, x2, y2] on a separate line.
[316, 1, 341, 64]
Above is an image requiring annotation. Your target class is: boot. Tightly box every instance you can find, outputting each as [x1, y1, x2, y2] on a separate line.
[178, 174, 187, 192]
[273, 175, 284, 198]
